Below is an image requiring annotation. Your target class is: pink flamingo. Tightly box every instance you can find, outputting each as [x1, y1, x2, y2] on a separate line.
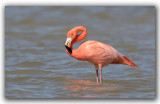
[65, 26, 139, 84]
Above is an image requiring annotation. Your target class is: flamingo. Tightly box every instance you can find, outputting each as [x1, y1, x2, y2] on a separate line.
[65, 26, 139, 84]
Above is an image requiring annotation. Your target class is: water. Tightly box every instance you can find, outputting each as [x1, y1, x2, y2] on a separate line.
[5, 6, 156, 98]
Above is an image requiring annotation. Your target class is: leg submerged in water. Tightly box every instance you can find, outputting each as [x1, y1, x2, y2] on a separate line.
[99, 64, 103, 84]
[94, 64, 99, 83]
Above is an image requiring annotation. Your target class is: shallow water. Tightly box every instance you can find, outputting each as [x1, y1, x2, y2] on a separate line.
[5, 6, 156, 98]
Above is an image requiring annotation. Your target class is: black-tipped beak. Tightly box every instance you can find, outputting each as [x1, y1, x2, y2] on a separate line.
[65, 45, 72, 54]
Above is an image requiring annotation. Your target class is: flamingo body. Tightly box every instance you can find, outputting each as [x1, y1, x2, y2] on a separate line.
[65, 26, 139, 83]
[71, 40, 118, 65]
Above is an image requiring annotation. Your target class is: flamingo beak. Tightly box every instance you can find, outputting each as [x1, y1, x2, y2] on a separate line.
[65, 45, 72, 54]
[65, 36, 72, 54]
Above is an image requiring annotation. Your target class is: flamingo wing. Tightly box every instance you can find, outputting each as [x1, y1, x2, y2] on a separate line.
[81, 40, 116, 65]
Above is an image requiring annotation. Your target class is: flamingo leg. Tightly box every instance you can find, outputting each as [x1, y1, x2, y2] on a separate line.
[96, 69, 99, 83]
[94, 64, 99, 83]
[99, 65, 103, 83]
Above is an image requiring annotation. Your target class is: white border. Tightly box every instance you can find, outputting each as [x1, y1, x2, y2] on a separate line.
[1, 0, 159, 104]
[1, 0, 157, 5]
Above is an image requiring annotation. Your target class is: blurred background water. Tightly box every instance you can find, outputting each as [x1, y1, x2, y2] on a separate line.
[5, 6, 156, 98]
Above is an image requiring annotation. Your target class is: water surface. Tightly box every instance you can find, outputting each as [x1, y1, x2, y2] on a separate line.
[5, 6, 156, 98]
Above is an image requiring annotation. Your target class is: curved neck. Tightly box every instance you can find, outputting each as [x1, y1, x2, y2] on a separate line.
[71, 26, 87, 49]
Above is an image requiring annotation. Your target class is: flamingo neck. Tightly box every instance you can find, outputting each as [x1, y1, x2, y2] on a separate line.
[70, 26, 87, 60]
[71, 26, 87, 49]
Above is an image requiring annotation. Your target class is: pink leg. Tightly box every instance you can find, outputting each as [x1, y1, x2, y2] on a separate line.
[94, 64, 99, 83]
[96, 69, 99, 83]
[99, 64, 103, 84]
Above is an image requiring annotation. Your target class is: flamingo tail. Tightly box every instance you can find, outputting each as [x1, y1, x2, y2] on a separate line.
[122, 55, 139, 70]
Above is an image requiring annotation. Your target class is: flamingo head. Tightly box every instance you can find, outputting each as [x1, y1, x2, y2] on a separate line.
[65, 35, 72, 54]
[65, 26, 83, 54]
